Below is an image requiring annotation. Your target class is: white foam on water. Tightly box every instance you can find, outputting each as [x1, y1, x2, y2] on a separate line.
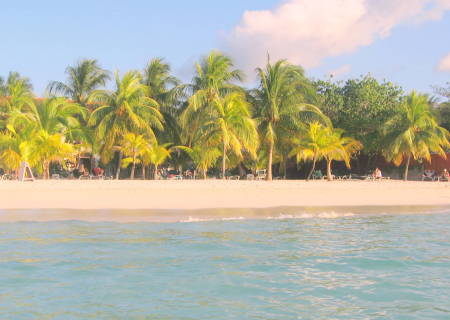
[266, 212, 355, 220]
[179, 212, 356, 223]
[179, 216, 246, 223]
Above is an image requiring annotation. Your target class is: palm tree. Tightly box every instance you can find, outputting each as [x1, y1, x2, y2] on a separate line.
[177, 145, 221, 179]
[253, 58, 327, 180]
[120, 133, 147, 180]
[181, 51, 243, 146]
[142, 58, 184, 144]
[291, 122, 362, 181]
[200, 92, 259, 179]
[0, 76, 4, 95]
[0, 125, 35, 173]
[24, 130, 75, 179]
[88, 71, 164, 179]
[141, 142, 172, 180]
[383, 91, 450, 181]
[47, 59, 110, 106]
[0, 72, 35, 130]
[33, 97, 87, 136]
[143, 58, 181, 106]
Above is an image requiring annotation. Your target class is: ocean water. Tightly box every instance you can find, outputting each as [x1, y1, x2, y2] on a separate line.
[0, 211, 449, 319]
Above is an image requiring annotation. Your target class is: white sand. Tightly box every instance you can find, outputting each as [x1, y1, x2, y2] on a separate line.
[0, 179, 449, 210]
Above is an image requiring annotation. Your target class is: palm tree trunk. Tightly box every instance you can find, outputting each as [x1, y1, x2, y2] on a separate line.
[404, 154, 411, 181]
[154, 164, 158, 180]
[307, 158, 317, 182]
[130, 152, 136, 180]
[326, 159, 333, 181]
[283, 155, 288, 179]
[202, 168, 207, 180]
[267, 141, 274, 181]
[115, 151, 123, 180]
[222, 142, 227, 180]
[44, 161, 49, 180]
[142, 164, 146, 180]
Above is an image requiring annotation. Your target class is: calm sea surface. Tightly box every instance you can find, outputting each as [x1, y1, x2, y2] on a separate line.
[0, 211, 449, 319]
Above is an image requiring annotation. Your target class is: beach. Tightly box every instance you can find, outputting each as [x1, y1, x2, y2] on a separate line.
[0, 180, 449, 222]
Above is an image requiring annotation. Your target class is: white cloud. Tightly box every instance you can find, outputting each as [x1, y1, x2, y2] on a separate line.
[437, 53, 450, 72]
[225, 0, 450, 74]
[328, 64, 352, 78]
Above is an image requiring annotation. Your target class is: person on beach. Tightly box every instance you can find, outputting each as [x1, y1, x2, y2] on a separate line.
[440, 169, 449, 181]
[92, 166, 104, 177]
[372, 168, 382, 180]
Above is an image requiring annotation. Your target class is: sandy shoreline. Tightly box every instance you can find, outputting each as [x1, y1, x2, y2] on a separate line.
[0, 180, 449, 210]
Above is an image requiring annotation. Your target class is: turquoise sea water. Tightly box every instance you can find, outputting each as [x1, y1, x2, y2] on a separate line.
[1, 211, 449, 319]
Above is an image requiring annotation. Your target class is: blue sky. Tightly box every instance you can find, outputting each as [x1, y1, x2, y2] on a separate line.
[1, 0, 449, 97]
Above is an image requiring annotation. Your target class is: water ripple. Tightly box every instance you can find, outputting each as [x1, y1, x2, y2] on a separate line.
[0, 212, 449, 319]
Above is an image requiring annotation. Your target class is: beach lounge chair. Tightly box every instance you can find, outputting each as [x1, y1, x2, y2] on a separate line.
[422, 170, 436, 181]
[246, 173, 255, 180]
[78, 171, 91, 180]
[256, 169, 267, 180]
[311, 170, 324, 180]
[1, 173, 14, 180]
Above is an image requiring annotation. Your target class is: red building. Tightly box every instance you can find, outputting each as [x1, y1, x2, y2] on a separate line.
[425, 153, 450, 172]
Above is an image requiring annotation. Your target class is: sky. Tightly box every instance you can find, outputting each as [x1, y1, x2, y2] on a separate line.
[0, 0, 449, 97]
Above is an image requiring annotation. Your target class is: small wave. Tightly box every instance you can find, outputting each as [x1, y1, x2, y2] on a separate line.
[179, 212, 355, 223]
[179, 216, 246, 223]
[266, 212, 355, 220]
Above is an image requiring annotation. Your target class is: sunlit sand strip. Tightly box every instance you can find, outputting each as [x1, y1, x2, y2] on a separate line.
[0, 180, 449, 223]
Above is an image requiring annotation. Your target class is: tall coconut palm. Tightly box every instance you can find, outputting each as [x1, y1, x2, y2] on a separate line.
[143, 58, 181, 105]
[47, 59, 110, 106]
[120, 133, 147, 180]
[181, 51, 243, 146]
[0, 72, 35, 129]
[383, 91, 450, 181]
[142, 58, 184, 144]
[254, 58, 327, 180]
[200, 92, 259, 179]
[88, 71, 164, 179]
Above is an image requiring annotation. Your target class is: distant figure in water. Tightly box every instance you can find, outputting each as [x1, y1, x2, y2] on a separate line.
[372, 168, 382, 180]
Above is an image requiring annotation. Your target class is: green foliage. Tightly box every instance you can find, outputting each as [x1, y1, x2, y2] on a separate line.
[141, 142, 173, 179]
[291, 122, 362, 181]
[47, 59, 110, 105]
[181, 51, 243, 147]
[383, 91, 450, 180]
[120, 133, 148, 179]
[88, 71, 164, 161]
[142, 58, 184, 144]
[24, 130, 74, 179]
[200, 92, 259, 178]
[433, 83, 450, 131]
[316, 75, 403, 156]
[0, 72, 36, 130]
[177, 145, 221, 179]
[0, 56, 448, 181]
[253, 58, 327, 180]
[435, 102, 450, 131]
